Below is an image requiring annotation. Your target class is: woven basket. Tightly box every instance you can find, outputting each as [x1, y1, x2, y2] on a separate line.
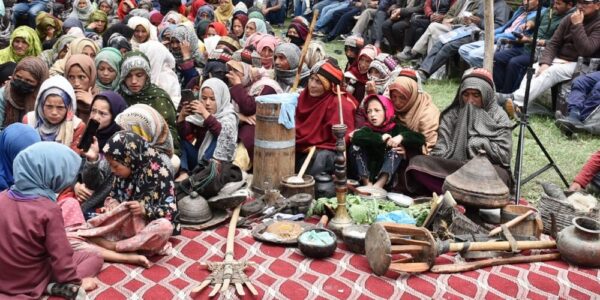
[538, 192, 600, 235]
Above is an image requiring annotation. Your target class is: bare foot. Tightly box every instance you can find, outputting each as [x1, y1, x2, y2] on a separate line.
[81, 277, 98, 291]
[135, 255, 152, 268]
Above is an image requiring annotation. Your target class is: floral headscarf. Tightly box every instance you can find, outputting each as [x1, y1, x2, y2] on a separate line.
[103, 131, 178, 225]
[0, 26, 43, 64]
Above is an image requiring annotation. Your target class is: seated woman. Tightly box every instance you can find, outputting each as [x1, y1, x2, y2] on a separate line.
[117, 0, 137, 21]
[0, 57, 49, 130]
[98, 0, 119, 26]
[23, 76, 86, 153]
[50, 37, 100, 76]
[570, 150, 600, 193]
[346, 44, 378, 105]
[69, 0, 95, 24]
[170, 25, 203, 88]
[215, 0, 235, 26]
[65, 54, 99, 123]
[39, 35, 76, 69]
[0, 26, 42, 64]
[139, 41, 182, 108]
[77, 132, 179, 267]
[35, 12, 63, 44]
[231, 13, 249, 40]
[350, 95, 425, 189]
[226, 60, 283, 164]
[0, 123, 41, 191]
[405, 68, 513, 195]
[95, 47, 123, 92]
[257, 34, 278, 70]
[75, 91, 128, 219]
[242, 18, 268, 44]
[286, 17, 308, 48]
[177, 78, 239, 175]
[295, 60, 358, 176]
[207, 22, 229, 37]
[274, 42, 310, 92]
[86, 10, 109, 35]
[366, 53, 401, 96]
[128, 16, 158, 50]
[0, 142, 100, 299]
[388, 69, 440, 154]
[117, 51, 181, 156]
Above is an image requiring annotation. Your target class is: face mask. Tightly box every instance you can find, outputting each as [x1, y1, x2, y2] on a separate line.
[288, 36, 304, 48]
[10, 78, 35, 94]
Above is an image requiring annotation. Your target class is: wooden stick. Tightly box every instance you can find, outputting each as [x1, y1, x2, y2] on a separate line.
[431, 253, 560, 274]
[336, 85, 344, 125]
[488, 210, 535, 237]
[447, 240, 556, 253]
[290, 10, 319, 92]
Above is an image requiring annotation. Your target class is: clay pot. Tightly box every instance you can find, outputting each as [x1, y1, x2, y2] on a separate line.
[315, 173, 335, 199]
[557, 217, 600, 268]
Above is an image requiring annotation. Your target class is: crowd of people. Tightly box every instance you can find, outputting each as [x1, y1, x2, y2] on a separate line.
[0, 0, 598, 298]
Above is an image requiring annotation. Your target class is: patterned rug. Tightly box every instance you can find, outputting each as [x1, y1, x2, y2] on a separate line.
[73, 225, 600, 300]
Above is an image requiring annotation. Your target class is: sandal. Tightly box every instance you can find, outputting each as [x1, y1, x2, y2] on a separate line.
[46, 283, 87, 300]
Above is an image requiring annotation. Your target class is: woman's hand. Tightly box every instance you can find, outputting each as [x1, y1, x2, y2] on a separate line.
[74, 182, 93, 202]
[177, 102, 193, 122]
[226, 71, 242, 86]
[190, 100, 210, 119]
[181, 40, 192, 61]
[127, 201, 146, 216]
[239, 114, 256, 125]
[381, 133, 392, 142]
[75, 89, 94, 106]
[365, 81, 377, 95]
[392, 145, 406, 157]
[386, 135, 403, 148]
[569, 182, 582, 192]
[85, 137, 100, 162]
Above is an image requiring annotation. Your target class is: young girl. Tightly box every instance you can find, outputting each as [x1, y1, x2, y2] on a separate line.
[77, 131, 179, 267]
[350, 95, 425, 189]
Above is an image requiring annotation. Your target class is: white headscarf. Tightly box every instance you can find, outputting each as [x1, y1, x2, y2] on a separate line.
[127, 16, 159, 50]
[139, 41, 181, 108]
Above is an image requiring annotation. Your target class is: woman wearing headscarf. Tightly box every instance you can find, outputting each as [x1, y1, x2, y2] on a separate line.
[0, 123, 41, 191]
[139, 41, 182, 108]
[170, 25, 203, 87]
[50, 37, 100, 77]
[405, 68, 513, 196]
[0, 26, 42, 64]
[343, 36, 365, 71]
[215, 0, 234, 26]
[207, 22, 229, 37]
[128, 16, 159, 50]
[256, 34, 279, 69]
[242, 18, 267, 43]
[231, 13, 249, 39]
[0, 142, 101, 299]
[70, 0, 95, 24]
[98, 0, 119, 26]
[39, 35, 76, 69]
[188, 0, 207, 22]
[95, 47, 123, 92]
[86, 10, 109, 35]
[23, 76, 86, 153]
[65, 54, 99, 123]
[77, 132, 179, 260]
[74, 91, 128, 219]
[295, 60, 358, 176]
[347, 45, 378, 110]
[0, 57, 49, 130]
[102, 23, 134, 51]
[287, 17, 308, 47]
[305, 41, 327, 69]
[366, 52, 401, 96]
[195, 5, 215, 26]
[388, 70, 440, 154]
[178, 78, 238, 173]
[273, 42, 309, 92]
[117, 0, 137, 21]
[226, 60, 282, 163]
[62, 18, 85, 34]
[35, 12, 63, 43]
[117, 51, 181, 156]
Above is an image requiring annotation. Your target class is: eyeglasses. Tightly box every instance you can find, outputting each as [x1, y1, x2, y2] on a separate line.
[91, 108, 110, 118]
[43, 104, 67, 112]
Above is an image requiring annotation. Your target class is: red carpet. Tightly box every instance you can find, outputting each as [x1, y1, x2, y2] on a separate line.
[80, 227, 600, 300]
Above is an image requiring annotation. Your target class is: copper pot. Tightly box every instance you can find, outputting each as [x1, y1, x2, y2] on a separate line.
[557, 217, 600, 268]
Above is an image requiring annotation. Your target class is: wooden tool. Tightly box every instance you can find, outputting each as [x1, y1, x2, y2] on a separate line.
[290, 10, 319, 92]
[336, 85, 344, 124]
[191, 205, 258, 297]
[488, 210, 535, 237]
[365, 223, 557, 276]
[287, 146, 316, 184]
[431, 253, 560, 273]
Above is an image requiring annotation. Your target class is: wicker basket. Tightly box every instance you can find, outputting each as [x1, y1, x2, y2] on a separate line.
[538, 192, 600, 235]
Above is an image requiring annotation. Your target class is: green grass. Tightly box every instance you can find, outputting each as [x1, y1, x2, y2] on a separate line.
[286, 29, 600, 204]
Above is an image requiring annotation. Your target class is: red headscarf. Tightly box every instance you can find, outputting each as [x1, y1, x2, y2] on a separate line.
[117, 0, 137, 20]
[295, 86, 358, 152]
[209, 22, 229, 36]
[363, 94, 396, 133]
[188, 0, 207, 21]
[231, 14, 248, 38]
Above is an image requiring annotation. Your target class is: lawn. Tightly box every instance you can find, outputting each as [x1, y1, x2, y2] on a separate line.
[316, 37, 600, 204]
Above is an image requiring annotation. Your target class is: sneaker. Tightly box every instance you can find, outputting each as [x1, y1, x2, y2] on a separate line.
[397, 50, 419, 62]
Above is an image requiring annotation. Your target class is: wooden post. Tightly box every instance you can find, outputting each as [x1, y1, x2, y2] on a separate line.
[483, 0, 495, 73]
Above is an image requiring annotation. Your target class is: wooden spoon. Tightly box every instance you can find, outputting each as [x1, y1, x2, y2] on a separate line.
[287, 146, 316, 184]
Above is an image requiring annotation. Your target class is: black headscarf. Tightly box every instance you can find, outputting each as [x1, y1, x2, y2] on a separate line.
[91, 91, 128, 150]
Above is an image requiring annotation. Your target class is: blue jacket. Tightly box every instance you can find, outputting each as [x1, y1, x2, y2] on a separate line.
[494, 6, 547, 41]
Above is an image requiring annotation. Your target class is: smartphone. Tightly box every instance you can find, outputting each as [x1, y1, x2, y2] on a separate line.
[78, 119, 100, 152]
[179, 89, 195, 111]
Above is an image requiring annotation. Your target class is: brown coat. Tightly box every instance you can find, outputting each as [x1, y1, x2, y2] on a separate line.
[540, 11, 600, 65]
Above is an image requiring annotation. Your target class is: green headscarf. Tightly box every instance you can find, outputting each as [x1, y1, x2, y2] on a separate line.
[95, 47, 122, 91]
[248, 11, 264, 21]
[0, 26, 43, 64]
[88, 9, 108, 33]
[35, 12, 63, 41]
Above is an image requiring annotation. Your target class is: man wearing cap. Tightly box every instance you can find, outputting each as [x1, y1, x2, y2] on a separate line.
[295, 60, 359, 176]
[499, 0, 600, 115]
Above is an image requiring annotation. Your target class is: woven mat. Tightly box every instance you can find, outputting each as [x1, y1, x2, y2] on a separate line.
[71, 227, 600, 300]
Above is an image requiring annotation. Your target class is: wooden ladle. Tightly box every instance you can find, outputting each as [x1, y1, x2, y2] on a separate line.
[287, 146, 316, 184]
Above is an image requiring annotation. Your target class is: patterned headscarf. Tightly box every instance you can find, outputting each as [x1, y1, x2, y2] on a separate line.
[196, 5, 215, 24]
[171, 25, 202, 65]
[0, 123, 41, 190]
[368, 53, 400, 94]
[103, 131, 178, 224]
[432, 68, 512, 168]
[11, 142, 81, 201]
[115, 104, 174, 157]
[186, 78, 238, 162]
[0, 26, 43, 64]
[69, 0, 95, 23]
[95, 47, 123, 91]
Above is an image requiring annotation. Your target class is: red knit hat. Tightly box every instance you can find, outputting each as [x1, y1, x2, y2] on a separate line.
[314, 61, 343, 85]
